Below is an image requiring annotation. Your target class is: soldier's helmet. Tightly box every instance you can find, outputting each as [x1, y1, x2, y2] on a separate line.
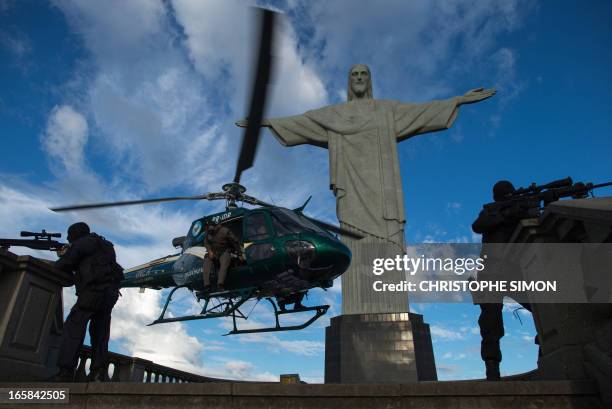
[67, 222, 90, 243]
[493, 180, 515, 202]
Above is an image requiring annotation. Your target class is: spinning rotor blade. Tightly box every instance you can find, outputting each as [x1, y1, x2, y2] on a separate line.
[302, 215, 364, 240]
[233, 8, 276, 184]
[240, 194, 274, 208]
[50, 193, 224, 212]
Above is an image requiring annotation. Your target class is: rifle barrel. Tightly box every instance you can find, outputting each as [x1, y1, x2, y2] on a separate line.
[591, 181, 612, 190]
[0, 239, 66, 251]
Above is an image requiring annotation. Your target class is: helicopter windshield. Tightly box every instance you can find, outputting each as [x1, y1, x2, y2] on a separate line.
[270, 209, 334, 238]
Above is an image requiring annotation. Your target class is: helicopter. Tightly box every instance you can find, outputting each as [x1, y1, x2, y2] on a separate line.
[48, 9, 362, 335]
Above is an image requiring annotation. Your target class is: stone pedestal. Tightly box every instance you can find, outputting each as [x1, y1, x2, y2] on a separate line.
[325, 312, 436, 383]
[0, 250, 71, 381]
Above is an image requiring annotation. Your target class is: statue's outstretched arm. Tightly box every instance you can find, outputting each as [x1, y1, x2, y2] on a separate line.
[456, 87, 496, 105]
[235, 118, 270, 128]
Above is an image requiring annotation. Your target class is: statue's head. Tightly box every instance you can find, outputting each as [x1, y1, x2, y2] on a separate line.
[347, 64, 373, 101]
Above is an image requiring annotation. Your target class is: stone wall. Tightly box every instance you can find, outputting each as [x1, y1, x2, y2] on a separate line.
[0, 380, 602, 409]
[508, 197, 612, 406]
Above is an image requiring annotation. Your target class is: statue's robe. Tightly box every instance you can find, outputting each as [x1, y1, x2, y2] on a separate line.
[268, 98, 460, 314]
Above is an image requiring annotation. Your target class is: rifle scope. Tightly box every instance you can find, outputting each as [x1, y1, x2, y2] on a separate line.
[514, 177, 573, 195]
[20, 230, 61, 238]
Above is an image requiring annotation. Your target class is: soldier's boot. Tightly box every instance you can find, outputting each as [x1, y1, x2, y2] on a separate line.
[293, 293, 306, 310]
[485, 360, 501, 381]
[51, 368, 74, 382]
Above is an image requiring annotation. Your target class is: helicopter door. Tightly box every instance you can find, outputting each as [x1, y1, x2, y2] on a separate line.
[221, 217, 244, 243]
[243, 212, 278, 273]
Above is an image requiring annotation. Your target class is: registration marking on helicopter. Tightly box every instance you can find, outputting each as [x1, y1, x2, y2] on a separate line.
[172, 266, 202, 286]
[211, 212, 232, 224]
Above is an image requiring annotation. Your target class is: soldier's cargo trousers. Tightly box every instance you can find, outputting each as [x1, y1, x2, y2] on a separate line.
[57, 287, 119, 376]
[203, 250, 232, 286]
[478, 303, 504, 362]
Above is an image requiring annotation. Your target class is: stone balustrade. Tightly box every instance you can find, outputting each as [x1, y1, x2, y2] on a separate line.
[74, 345, 226, 383]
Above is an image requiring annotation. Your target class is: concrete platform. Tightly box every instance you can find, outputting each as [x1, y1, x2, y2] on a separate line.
[0, 380, 603, 409]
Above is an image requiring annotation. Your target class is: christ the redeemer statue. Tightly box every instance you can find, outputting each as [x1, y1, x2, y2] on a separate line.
[237, 64, 495, 315]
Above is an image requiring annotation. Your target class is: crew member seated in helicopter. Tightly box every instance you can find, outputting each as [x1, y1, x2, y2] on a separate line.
[202, 220, 243, 291]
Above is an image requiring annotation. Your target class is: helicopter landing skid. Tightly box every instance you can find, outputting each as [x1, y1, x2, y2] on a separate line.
[147, 286, 257, 326]
[225, 298, 329, 335]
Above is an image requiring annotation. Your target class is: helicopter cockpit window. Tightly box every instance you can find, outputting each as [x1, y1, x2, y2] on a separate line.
[245, 213, 269, 241]
[270, 210, 302, 236]
[272, 209, 334, 238]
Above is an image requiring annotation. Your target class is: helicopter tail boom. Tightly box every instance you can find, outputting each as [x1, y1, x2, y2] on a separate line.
[121, 254, 180, 289]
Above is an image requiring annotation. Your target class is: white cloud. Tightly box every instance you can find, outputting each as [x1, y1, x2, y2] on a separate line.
[52, 0, 225, 192]
[203, 359, 277, 382]
[225, 360, 257, 378]
[248, 335, 324, 356]
[328, 276, 341, 293]
[110, 288, 206, 374]
[53, 0, 166, 61]
[492, 47, 525, 106]
[436, 363, 461, 376]
[294, 0, 528, 102]
[0, 28, 30, 57]
[200, 340, 226, 352]
[441, 351, 467, 360]
[459, 326, 479, 336]
[0, 184, 60, 237]
[42, 105, 89, 173]
[430, 324, 466, 341]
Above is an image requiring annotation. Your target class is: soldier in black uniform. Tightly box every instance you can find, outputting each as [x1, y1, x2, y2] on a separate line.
[472, 181, 533, 380]
[53, 222, 123, 382]
[202, 221, 243, 291]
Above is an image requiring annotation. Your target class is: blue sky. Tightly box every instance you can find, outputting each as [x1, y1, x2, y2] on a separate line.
[1, 0, 611, 382]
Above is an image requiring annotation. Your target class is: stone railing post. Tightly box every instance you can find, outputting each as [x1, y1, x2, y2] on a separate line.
[115, 357, 152, 382]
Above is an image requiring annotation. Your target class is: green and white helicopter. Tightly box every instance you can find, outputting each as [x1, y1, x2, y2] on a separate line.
[50, 9, 360, 335]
